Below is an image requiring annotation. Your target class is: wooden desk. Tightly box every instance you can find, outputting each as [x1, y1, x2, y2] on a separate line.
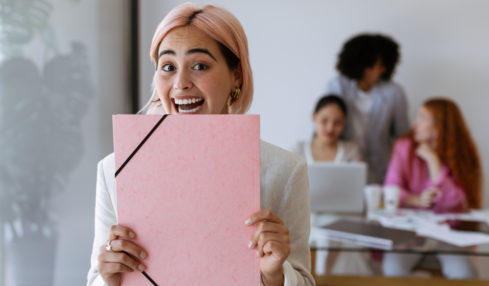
[311, 250, 488, 285]
[315, 275, 489, 286]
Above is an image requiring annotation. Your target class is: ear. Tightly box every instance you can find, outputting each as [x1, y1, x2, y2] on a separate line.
[227, 63, 243, 109]
[233, 62, 243, 88]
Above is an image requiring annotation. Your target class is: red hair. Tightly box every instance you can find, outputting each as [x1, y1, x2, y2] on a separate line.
[406, 98, 482, 209]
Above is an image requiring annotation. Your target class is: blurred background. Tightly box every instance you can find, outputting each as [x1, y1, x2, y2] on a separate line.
[0, 0, 488, 285]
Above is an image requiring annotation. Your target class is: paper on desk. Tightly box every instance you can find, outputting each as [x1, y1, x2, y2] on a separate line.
[368, 209, 489, 247]
[113, 114, 261, 286]
[367, 209, 445, 231]
[416, 224, 489, 247]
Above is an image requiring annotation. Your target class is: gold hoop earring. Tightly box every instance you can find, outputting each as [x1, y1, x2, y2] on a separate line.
[230, 87, 241, 103]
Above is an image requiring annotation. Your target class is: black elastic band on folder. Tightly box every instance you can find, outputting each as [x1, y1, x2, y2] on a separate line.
[115, 114, 168, 177]
[117, 116, 167, 285]
[142, 271, 158, 286]
[122, 251, 158, 285]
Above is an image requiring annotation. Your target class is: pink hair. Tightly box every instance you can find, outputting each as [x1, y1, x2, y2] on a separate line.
[144, 3, 253, 114]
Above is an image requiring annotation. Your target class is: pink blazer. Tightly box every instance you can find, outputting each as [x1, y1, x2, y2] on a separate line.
[384, 138, 466, 213]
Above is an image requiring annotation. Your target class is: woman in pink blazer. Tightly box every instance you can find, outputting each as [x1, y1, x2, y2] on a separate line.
[383, 98, 482, 279]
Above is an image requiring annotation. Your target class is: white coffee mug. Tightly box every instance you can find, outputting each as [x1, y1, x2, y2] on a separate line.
[364, 185, 382, 212]
[383, 185, 400, 214]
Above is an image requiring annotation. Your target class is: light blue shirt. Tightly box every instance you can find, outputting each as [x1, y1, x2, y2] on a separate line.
[325, 75, 409, 184]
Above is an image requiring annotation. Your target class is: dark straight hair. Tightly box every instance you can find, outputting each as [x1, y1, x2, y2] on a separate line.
[312, 94, 347, 138]
[313, 94, 347, 116]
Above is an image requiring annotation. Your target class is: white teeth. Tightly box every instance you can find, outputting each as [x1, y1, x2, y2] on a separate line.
[178, 104, 202, 113]
[174, 98, 203, 105]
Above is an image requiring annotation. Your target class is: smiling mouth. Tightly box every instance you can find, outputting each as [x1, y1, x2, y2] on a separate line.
[172, 97, 205, 113]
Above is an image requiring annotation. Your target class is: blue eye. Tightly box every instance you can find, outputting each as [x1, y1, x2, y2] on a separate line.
[161, 64, 175, 72]
[193, 63, 208, 71]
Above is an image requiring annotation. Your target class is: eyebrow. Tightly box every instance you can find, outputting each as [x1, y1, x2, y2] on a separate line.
[158, 48, 217, 61]
[158, 49, 175, 58]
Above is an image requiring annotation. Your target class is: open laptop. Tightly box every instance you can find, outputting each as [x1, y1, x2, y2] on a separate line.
[307, 162, 367, 214]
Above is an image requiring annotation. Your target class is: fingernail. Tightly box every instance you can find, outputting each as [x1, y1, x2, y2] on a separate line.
[138, 264, 145, 271]
[140, 251, 147, 259]
[248, 241, 253, 248]
[129, 232, 135, 239]
[245, 218, 252, 225]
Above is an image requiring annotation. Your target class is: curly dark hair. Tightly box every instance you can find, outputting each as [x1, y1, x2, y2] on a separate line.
[336, 33, 400, 81]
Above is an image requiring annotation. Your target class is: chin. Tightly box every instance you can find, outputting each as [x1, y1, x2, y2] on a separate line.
[414, 135, 426, 144]
[321, 137, 336, 144]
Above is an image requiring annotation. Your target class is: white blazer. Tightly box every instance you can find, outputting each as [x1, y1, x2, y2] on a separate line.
[87, 140, 315, 286]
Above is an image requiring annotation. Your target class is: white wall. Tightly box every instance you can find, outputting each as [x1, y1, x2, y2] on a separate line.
[50, 1, 132, 284]
[0, 0, 132, 285]
[139, 0, 489, 206]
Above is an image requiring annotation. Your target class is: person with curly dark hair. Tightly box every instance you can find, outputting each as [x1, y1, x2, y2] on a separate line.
[325, 33, 409, 184]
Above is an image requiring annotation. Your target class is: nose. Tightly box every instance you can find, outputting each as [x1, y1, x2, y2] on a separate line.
[326, 122, 335, 132]
[173, 70, 193, 90]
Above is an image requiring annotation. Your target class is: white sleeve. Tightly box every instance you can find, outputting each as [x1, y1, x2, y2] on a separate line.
[281, 160, 316, 286]
[289, 141, 306, 160]
[86, 159, 117, 286]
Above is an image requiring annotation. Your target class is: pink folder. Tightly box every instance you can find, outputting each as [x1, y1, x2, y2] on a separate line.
[113, 114, 260, 285]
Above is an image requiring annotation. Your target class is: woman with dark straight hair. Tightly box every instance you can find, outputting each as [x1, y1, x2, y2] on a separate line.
[292, 94, 361, 164]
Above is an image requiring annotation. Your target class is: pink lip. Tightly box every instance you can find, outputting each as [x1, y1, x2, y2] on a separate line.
[326, 133, 335, 138]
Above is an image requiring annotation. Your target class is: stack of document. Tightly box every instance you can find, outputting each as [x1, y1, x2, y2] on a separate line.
[367, 209, 489, 247]
[416, 224, 489, 247]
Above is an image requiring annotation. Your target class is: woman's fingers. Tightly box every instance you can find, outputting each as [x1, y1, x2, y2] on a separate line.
[97, 224, 147, 279]
[419, 189, 438, 207]
[256, 232, 290, 257]
[245, 209, 283, 226]
[108, 225, 136, 241]
[262, 240, 290, 260]
[99, 251, 146, 272]
[420, 200, 431, 208]
[98, 262, 135, 275]
[108, 239, 147, 261]
[246, 210, 290, 268]
[420, 195, 432, 207]
[249, 221, 288, 248]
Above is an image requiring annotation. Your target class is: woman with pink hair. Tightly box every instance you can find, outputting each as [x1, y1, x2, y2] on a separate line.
[86, 3, 314, 286]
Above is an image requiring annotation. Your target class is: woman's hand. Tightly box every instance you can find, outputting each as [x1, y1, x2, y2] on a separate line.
[406, 188, 440, 208]
[246, 210, 290, 286]
[98, 225, 147, 286]
[416, 143, 442, 182]
[416, 143, 437, 162]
